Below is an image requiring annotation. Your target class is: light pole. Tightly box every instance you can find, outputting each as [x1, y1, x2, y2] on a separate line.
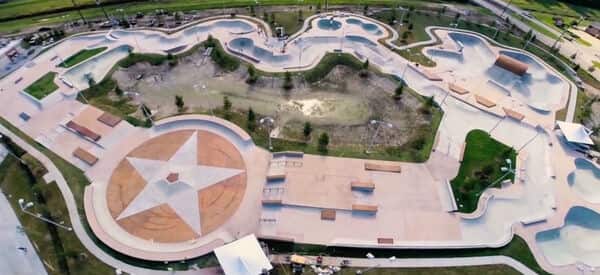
[366, 120, 393, 154]
[500, 0, 513, 18]
[259, 117, 275, 151]
[70, 0, 87, 25]
[485, 158, 515, 192]
[18, 198, 73, 231]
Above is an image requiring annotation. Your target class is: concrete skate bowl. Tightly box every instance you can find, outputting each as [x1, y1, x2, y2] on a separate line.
[568, 158, 600, 204]
[317, 18, 342, 31]
[228, 37, 292, 64]
[536, 206, 600, 267]
[346, 18, 383, 35]
[62, 45, 132, 89]
[486, 50, 567, 112]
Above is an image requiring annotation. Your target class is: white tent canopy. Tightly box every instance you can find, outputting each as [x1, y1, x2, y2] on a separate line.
[556, 121, 594, 145]
[214, 234, 273, 275]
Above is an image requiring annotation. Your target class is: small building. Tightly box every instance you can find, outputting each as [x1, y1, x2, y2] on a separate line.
[585, 22, 600, 38]
[494, 54, 529, 76]
[556, 121, 594, 148]
[214, 234, 273, 275]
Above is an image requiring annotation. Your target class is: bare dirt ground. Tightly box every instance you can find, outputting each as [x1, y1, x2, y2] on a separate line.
[112, 52, 432, 148]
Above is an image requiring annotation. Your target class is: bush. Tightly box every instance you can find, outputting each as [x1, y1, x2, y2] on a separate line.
[246, 65, 259, 84]
[283, 71, 294, 90]
[175, 95, 184, 111]
[318, 132, 329, 154]
[247, 108, 256, 132]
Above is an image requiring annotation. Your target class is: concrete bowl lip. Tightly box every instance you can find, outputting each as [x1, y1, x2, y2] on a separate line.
[84, 115, 253, 261]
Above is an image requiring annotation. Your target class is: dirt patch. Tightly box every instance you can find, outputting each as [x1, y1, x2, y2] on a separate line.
[112, 52, 433, 148]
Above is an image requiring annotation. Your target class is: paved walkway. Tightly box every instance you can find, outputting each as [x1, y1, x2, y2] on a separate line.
[0, 144, 48, 275]
[271, 254, 537, 275]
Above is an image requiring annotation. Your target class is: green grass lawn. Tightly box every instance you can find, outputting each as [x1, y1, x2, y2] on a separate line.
[511, 0, 600, 21]
[269, 9, 316, 36]
[518, 15, 560, 40]
[396, 46, 436, 67]
[0, 154, 114, 275]
[450, 129, 517, 213]
[0, 0, 442, 34]
[273, 265, 520, 275]
[24, 72, 59, 100]
[59, 47, 107, 68]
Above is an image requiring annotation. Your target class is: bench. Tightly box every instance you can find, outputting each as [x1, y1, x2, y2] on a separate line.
[97, 112, 122, 127]
[262, 199, 283, 205]
[377, 238, 394, 244]
[351, 180, 375, 191]
[352, 204, 378, 213]
[448, 83, 469, 95]
[474, 95, 496, 108]
[321, 209, 336, 221]
[502, 108, 525, 121]
[73, 147, 98, 166]
[66, 121, 101, 141]
[364, 163, 401, 173]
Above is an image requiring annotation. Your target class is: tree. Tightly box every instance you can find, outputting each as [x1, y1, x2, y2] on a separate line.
[223, 96, 232, 120]
[454, 12, 461, 23]
[175, 95, 184, 111]
[359, 59, 369, 78]
[247, 107, 256, 132]
[270, 12, 276, 24]
[394, 82, 404, 99]
[298, 9, 303, 21]
[408, 23, 414, 30]
[283, 71, 294, 90]
[250, 5, 256, 17]
[363, 5, 369, 15]
[318, 132, 329, 153]
[303, 122, 313, 140]
[246, 64, 258, 84]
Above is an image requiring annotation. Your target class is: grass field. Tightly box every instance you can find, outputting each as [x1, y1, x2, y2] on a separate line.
[0, 153, 114, 275]
[450, 129, 517, 213]
[59, 47, 107, 68]
[24, 71, 59, 100]
[511, 0, 600, 21]
[0, 0, 442, 34]
[273, 265, 520, 275]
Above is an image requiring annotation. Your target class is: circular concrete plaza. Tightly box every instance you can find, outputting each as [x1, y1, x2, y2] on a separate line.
[106, 129, 247, 243]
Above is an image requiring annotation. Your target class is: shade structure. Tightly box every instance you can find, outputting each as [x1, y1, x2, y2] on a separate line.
[556, 121, 594, 145]
[214, 234, 272, 275]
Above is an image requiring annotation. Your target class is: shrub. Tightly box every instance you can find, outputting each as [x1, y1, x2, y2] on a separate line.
[175, 95, 184, 111]
[303, 122, 313, 140]
[318, 132, 329, 154]
[283, 71, 294, 90]
[247, 107, 256, 132]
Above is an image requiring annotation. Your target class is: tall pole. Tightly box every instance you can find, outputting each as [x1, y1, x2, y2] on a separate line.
[71, 0, 87, 25]
[96, 0, 111, 23]
[500, 0, 513, 18]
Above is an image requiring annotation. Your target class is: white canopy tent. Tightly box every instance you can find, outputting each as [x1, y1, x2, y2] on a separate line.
[214, 234, 273, 275]
[556, 121, 594, 145]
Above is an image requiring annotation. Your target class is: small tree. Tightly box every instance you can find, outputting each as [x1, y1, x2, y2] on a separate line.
[246, 64, 258, 84]
[270, 12, 276, 24]
[454, 12, 461, 23]
[298, 9, 304, 21]
[317, 132, 329, 154]
[263, 11, 268, 22]
[283, 71, 294, 90]
[250, 5, 256, 17]
[363, 5, 369, 15]
[175, 95, 184, 112]
[407, 23, 414, 30]
[394, 82, 404, 100]
[359, 59, 369, 78]
[303, 122, 313, 140]
[223, 96, 232, 120]
[247, 107, 256, 132]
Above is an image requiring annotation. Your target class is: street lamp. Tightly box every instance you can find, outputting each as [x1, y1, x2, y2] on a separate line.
[366, 120, 393, 154]
[259, 117, 275, 151]
[17, 198, 73, 231]
[500, 0, 513, 18]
